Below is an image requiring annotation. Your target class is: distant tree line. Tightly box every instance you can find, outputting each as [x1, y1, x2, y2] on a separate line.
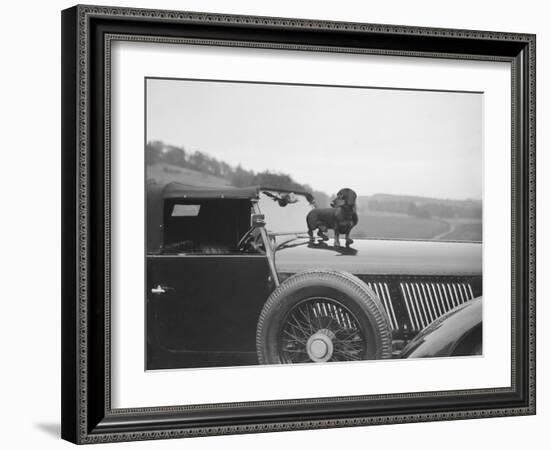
[146, 141, 330, 207]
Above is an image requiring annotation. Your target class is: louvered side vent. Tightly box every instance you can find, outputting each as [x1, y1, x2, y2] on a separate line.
[400, 282, 475, 332]
[366, 282, 398, 331]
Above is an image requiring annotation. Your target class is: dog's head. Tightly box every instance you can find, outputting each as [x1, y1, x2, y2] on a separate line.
[330, 188, 357, 208]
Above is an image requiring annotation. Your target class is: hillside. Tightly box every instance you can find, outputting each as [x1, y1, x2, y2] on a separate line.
[147, 162, 231, 187]
[145, 141, 482, 241]
[146, 141, 330, 206]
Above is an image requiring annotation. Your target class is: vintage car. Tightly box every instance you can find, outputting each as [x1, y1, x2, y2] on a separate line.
[146, 183, 482, 369]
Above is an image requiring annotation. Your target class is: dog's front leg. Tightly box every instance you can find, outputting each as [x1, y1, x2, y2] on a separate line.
[334, 231, 340, 247]
[345, 231, 354, 247]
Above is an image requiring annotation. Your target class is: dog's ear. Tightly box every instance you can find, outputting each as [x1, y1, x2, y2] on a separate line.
[340, 188, 357, 205]
[347, 189, 357, 205]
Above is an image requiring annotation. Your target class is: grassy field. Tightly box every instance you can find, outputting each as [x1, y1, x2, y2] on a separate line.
[351, 210, 482, 241]
[441, 221, 482, 241]
[352, 212, 448, 240]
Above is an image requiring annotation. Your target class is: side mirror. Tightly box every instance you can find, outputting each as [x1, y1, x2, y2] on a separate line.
[251, 213, 266, 228]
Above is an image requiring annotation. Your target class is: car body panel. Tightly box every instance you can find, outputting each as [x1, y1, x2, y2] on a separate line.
[274, 237, 482, 276]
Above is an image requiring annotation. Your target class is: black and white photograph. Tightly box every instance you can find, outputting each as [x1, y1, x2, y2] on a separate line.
[145, 78, 483, 370]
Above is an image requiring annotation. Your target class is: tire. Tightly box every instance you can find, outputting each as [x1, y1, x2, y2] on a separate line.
[256, 269, 392, 364]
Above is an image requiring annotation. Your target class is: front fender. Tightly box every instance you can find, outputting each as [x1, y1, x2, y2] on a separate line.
[400, 297, 482, 358]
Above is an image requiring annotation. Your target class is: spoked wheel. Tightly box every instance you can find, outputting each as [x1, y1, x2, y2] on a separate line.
[279, 297, 367, 363]
[257, 270, 392, 364]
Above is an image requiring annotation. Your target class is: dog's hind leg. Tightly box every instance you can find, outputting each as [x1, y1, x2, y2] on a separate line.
[317, 224, 329, 241]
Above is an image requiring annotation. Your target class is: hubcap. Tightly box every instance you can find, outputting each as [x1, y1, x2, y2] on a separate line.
[306, 329, 334, 362]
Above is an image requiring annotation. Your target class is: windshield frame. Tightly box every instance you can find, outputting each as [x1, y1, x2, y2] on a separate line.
[257, 189, 315, 237]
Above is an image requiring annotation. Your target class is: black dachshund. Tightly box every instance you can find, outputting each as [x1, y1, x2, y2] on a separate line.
[306, 188, 358, 247]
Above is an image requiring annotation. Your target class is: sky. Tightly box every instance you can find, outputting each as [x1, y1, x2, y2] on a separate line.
[146, 78, 483, 200]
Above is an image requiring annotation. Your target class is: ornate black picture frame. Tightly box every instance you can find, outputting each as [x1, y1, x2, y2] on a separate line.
[61, 4, 536, 444]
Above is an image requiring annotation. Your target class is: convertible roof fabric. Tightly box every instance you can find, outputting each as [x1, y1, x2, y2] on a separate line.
[146, 182, 259, 252]
[162, 182, 260, 200]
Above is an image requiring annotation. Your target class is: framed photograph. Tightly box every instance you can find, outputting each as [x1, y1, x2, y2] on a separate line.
[61, 5, 536, 444]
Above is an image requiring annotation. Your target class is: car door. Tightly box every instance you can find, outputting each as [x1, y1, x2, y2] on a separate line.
[146, 253, 271, 360]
